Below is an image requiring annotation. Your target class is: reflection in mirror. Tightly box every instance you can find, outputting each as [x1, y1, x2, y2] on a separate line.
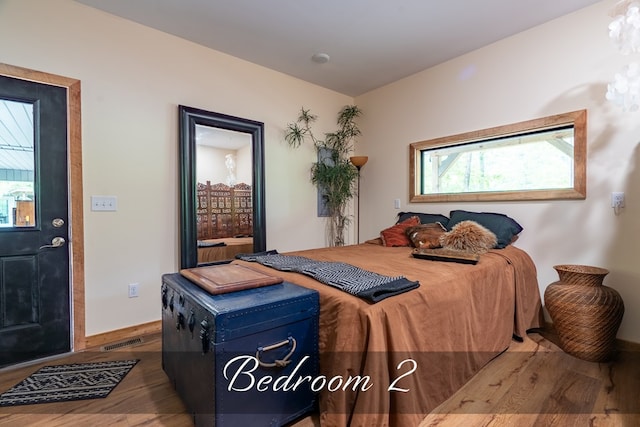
[410, 110, 587, 202]
[179, 106, 266, 269]
[195, 126, 254, 264]
[0, 99, 35, 228]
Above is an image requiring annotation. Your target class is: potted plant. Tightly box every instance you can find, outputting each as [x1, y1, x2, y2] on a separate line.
[285, 105, 363, 246]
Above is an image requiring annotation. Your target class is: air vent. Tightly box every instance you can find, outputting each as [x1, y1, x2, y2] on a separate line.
[101, 337, 144, 352]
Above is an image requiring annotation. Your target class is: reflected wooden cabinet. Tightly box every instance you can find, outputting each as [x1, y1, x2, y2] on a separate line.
[196, 181, 252, 240]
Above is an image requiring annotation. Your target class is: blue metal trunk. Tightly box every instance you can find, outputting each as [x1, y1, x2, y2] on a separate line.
[161, 273, 319, 426]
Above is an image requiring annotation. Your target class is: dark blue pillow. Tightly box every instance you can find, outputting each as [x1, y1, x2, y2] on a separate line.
[397, 212, 449, 227]
[447, 210, 522, 249]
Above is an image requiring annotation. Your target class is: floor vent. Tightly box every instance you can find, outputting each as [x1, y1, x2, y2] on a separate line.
[101, 337, 144, 352]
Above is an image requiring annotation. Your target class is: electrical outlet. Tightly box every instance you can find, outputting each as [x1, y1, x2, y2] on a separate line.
[611, 192, 625, 208]
[128, 283, 139, 298]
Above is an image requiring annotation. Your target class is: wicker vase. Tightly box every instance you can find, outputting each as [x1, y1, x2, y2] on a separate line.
[544, 265, 624, 362]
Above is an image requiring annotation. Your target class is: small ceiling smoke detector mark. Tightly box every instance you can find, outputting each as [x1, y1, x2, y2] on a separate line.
[311, 53, 330, 64]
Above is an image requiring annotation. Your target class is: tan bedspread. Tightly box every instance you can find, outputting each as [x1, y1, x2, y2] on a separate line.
[197, 237, 253, 263]
[233, 244, 543, 427]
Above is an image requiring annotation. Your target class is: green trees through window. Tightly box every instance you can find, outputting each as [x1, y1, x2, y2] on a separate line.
[410, 110, 586, 202]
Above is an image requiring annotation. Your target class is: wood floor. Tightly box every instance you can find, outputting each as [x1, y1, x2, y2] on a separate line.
[421, 331, 640, 427]
[0, 331, 637, 427]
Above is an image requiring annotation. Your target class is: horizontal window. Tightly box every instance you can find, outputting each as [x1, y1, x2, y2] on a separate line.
[410, 110, 586, 202]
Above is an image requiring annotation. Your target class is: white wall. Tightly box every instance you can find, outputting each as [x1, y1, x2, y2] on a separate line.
[197, 147, 236, 185]
[0, 0, 351, 335]
[355, 0, 640, 342]
[195, 134, 253, 186]
[236, 144, 252, 185]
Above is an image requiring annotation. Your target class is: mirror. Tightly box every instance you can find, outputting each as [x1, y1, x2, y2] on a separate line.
[179, 105, 266, 269]
[410, 109, 587, 202]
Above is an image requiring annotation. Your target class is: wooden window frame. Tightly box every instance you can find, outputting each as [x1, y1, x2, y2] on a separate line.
[409, 110, 587, 202]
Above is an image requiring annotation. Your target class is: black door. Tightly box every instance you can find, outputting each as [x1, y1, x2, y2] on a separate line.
[0, 75, 70, 367]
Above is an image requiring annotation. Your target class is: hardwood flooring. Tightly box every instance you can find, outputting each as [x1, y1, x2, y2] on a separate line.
[0, 331, 637, 426]
[421, 331, 640, 427]
[0, 335, 192, 427]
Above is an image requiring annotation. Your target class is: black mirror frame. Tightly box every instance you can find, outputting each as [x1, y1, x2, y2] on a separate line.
[179, 105, 266, 269]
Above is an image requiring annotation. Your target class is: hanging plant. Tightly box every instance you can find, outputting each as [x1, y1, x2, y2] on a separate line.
[285, 105, 362, 246]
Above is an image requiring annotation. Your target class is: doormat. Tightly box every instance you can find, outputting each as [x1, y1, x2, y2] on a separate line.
[0, 359, 139, 407]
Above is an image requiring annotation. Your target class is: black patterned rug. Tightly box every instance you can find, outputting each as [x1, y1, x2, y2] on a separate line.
[0, 359, 139, 407]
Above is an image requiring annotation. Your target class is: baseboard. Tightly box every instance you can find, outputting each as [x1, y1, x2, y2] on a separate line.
[617, 337, 640, 351]
[541, 321, 640, 351]
[84, 320, 161, 349]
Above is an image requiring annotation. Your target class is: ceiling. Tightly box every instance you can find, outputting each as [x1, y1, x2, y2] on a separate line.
[76, 0, 602, 96]
[196, 125, 251, 150]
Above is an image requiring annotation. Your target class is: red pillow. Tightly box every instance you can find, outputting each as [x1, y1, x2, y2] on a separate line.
[380, 216, 420, 247]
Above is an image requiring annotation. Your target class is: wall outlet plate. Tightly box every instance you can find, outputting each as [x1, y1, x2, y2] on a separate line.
[611, 192, 625, 208]
[128, 283, 139, 298]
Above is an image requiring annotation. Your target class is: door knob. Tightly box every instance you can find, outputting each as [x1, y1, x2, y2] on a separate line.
[39, 237, 66, 250]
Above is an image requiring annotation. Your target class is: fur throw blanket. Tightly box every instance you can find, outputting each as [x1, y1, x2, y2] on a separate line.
[439, 220, 498, 254]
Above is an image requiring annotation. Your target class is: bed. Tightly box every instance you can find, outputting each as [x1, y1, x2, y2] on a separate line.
[232, 238, 543, 426]
[197, 237, 254, 263]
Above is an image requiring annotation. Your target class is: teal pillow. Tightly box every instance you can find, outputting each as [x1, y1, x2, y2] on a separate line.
[397, 212, 449, 227]
[447, 210, 522, 249]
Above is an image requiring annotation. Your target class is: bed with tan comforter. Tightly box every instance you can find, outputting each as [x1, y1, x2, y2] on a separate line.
[233, 243, 543, 427]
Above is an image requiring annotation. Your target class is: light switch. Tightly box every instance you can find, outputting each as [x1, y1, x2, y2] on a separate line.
[91, 196, 117, 211]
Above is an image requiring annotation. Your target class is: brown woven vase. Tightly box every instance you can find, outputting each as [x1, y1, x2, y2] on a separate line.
[544, 265, 624, 362]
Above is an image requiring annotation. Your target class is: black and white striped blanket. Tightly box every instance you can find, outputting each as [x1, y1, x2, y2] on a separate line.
[237, 250, 419, 303]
